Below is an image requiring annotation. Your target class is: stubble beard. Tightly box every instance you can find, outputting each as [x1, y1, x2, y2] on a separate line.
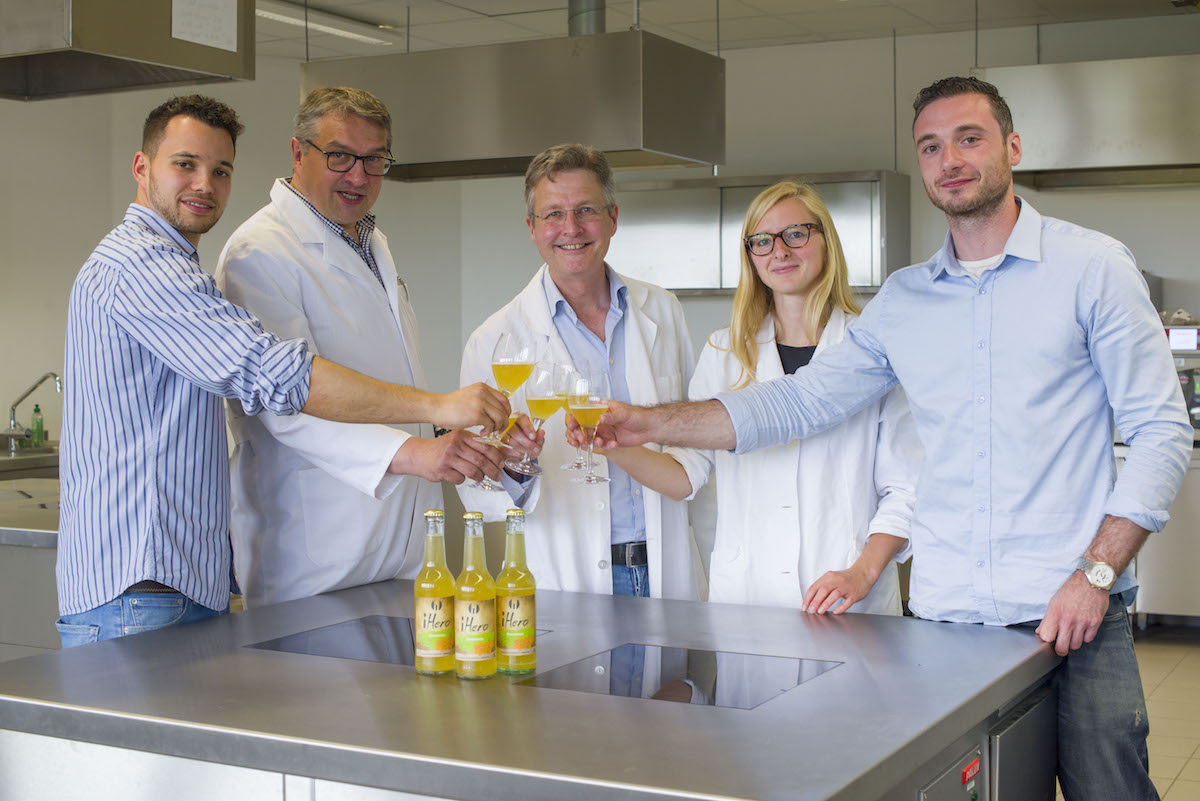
[148, 170, 220, 238]
[925, 157, 1012, 222]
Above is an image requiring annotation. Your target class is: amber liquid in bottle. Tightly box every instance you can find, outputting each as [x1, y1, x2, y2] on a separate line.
[413, 510, 455, 675]
[455, 512, 496, 679]
[496, 509, 536, 674]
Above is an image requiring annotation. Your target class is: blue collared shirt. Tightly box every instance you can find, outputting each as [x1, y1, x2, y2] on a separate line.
[57, 204, 313, 615]
[543, 267, 647, 545]
[719, 200, 1191, 625]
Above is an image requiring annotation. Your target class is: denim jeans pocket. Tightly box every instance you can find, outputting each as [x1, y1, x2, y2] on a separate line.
[55, 620, 100, 648]
[126, 597, 187, 631]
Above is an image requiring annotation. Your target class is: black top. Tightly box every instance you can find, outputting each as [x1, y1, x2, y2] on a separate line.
[776, 343, 817, 375]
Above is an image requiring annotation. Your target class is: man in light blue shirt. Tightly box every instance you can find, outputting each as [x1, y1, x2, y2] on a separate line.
[600, 77, 1189, 801]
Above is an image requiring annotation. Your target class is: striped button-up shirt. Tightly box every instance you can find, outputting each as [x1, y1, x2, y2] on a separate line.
[57, 204, 314, 615]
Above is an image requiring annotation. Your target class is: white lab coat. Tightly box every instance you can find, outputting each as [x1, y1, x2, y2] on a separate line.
[457, 266, 707, 600]
[215, 179, 439, 608]
[681, 309, 921, 614]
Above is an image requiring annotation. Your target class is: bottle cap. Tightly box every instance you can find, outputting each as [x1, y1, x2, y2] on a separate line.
[506, 509, 525, 519]
[33, 404, 40, 412]
[423, 509, 445, 519]
[463, 511, 484, 521]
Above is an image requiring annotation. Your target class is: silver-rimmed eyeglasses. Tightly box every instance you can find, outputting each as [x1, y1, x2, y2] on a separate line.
[531, 205, 612, 226]
[744, 223, 824, 256]
[304, 139, 394, 176]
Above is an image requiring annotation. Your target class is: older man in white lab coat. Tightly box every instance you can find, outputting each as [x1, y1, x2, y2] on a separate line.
[458, 143, 707, 602]
[217, 87, 506, 607]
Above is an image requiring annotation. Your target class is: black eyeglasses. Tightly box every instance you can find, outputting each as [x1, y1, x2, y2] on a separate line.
[744, 223, 824, 256]
[304, 139, 394, 176]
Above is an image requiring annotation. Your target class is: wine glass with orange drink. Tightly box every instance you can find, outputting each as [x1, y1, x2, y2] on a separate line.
[567, 370, 612, 485]
[506, 362, 571, 476]
[471, 331, 544, 491]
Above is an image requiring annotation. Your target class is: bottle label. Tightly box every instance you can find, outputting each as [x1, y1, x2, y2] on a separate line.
[498, 595, 536, 657]
[414, 596, 454, 658]
[455, 599, 495, 662]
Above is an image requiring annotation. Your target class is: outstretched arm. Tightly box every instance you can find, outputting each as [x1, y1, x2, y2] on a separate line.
[594, 399, 735, 451]
[304, 356, 510, 432]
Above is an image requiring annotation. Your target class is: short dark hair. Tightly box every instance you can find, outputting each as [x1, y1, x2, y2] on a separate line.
[294, 87, 392, 152]
[912, 76, 1013, 138]
[524, 143, 615, 218]
[142, 95, 244, 156]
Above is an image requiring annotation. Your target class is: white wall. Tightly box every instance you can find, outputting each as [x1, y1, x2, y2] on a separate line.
[2, 13, 1199, 440]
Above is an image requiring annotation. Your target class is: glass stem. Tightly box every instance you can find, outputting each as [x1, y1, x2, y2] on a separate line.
[519, 418, 543, 468]
[585, 428, 597, 478]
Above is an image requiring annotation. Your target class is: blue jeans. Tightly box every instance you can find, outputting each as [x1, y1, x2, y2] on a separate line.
[56, 592, 227, 648]
[612, 564, 649, 598]
[1028, 592, 1157, 801]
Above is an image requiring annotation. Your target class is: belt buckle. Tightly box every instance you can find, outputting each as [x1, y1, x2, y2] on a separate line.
[623, 542, 636, 569]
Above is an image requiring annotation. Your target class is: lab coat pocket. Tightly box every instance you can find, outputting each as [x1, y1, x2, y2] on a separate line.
[298, 467, 370, 567]
[708, 547, 749, 605]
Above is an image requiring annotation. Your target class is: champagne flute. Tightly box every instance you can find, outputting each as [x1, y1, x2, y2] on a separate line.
[506, 362, 570, 476]
[568, 370, 612, 485]
[561, 366, 588, 471]
[472, 332, 543, 491]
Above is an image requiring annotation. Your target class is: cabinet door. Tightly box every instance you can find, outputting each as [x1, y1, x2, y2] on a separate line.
[1135, 462, 1200, 616]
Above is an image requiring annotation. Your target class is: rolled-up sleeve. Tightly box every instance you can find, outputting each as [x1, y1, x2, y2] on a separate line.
[108, 250, 312, 416]
[1085, 245, 1192, 531]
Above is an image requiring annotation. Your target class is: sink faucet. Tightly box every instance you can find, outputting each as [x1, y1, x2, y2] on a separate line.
[7, 372, 63, 450]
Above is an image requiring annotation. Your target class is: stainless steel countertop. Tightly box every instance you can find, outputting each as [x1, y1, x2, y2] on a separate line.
[0, 580, 1057, 801]
[0, 478, 58, 548]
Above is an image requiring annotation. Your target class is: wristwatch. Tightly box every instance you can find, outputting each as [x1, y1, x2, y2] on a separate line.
[1075, 558, 1117, 591]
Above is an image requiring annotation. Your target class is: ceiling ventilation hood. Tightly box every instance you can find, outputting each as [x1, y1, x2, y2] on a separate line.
[979, 54, 1200, 189]
[0, 0, 254, 101]
[300, 29, 726, 181]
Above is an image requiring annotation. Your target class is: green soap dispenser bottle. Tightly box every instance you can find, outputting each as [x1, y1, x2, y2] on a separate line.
[30, 405, 44, 448]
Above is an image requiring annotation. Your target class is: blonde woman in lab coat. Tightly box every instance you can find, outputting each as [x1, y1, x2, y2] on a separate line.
[580, 181, 922, 615]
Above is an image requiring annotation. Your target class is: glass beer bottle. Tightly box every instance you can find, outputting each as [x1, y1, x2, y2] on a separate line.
[496, 509, 537, 674]
[413, 509, 455, 675]
[455, 512, 496, 679]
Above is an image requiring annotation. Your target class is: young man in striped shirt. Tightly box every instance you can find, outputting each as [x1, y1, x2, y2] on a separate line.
[56, 95, 513, 647]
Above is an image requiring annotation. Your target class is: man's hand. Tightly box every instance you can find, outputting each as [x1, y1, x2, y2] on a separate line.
[429, 383, 510, 432]
[803, 567, 873, 615]
[501, 413, 546, 462]
[389, 430, 504, 484]
[592, 400, 657, 449]
[1035, 572, 1110, 657]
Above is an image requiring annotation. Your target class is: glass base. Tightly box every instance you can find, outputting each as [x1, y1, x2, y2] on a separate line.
[561, 460, 586, 471]
[504, 457, 542, 476]
[572, 474, 610, 485]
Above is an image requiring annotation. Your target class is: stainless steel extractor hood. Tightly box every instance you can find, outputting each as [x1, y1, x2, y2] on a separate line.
[979, 54, 1200, 189]
[0, 0, 254, 101]
[300, 29, 726, 181]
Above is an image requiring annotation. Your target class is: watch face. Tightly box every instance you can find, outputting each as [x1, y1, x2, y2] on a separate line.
[1089, 563, 1116, 588]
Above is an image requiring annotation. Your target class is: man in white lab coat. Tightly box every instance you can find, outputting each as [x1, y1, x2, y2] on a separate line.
[458, 143, 707, 603]
[216, 87, 509, 607]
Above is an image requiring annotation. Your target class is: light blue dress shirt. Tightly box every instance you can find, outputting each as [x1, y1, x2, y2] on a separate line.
[543, 267, 647, 545]
[58, 204, 313, 615]
[719, 200, 1192, 625]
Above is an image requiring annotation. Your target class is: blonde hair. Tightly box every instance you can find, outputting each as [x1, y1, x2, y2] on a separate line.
[725, 181, 860, 389]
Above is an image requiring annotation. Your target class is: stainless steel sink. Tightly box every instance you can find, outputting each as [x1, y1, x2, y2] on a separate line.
[0, 445, 58, 479]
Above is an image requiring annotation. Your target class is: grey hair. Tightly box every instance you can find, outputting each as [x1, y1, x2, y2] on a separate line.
[524, 143, 615, 218]
[293, 86, 392, 151]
